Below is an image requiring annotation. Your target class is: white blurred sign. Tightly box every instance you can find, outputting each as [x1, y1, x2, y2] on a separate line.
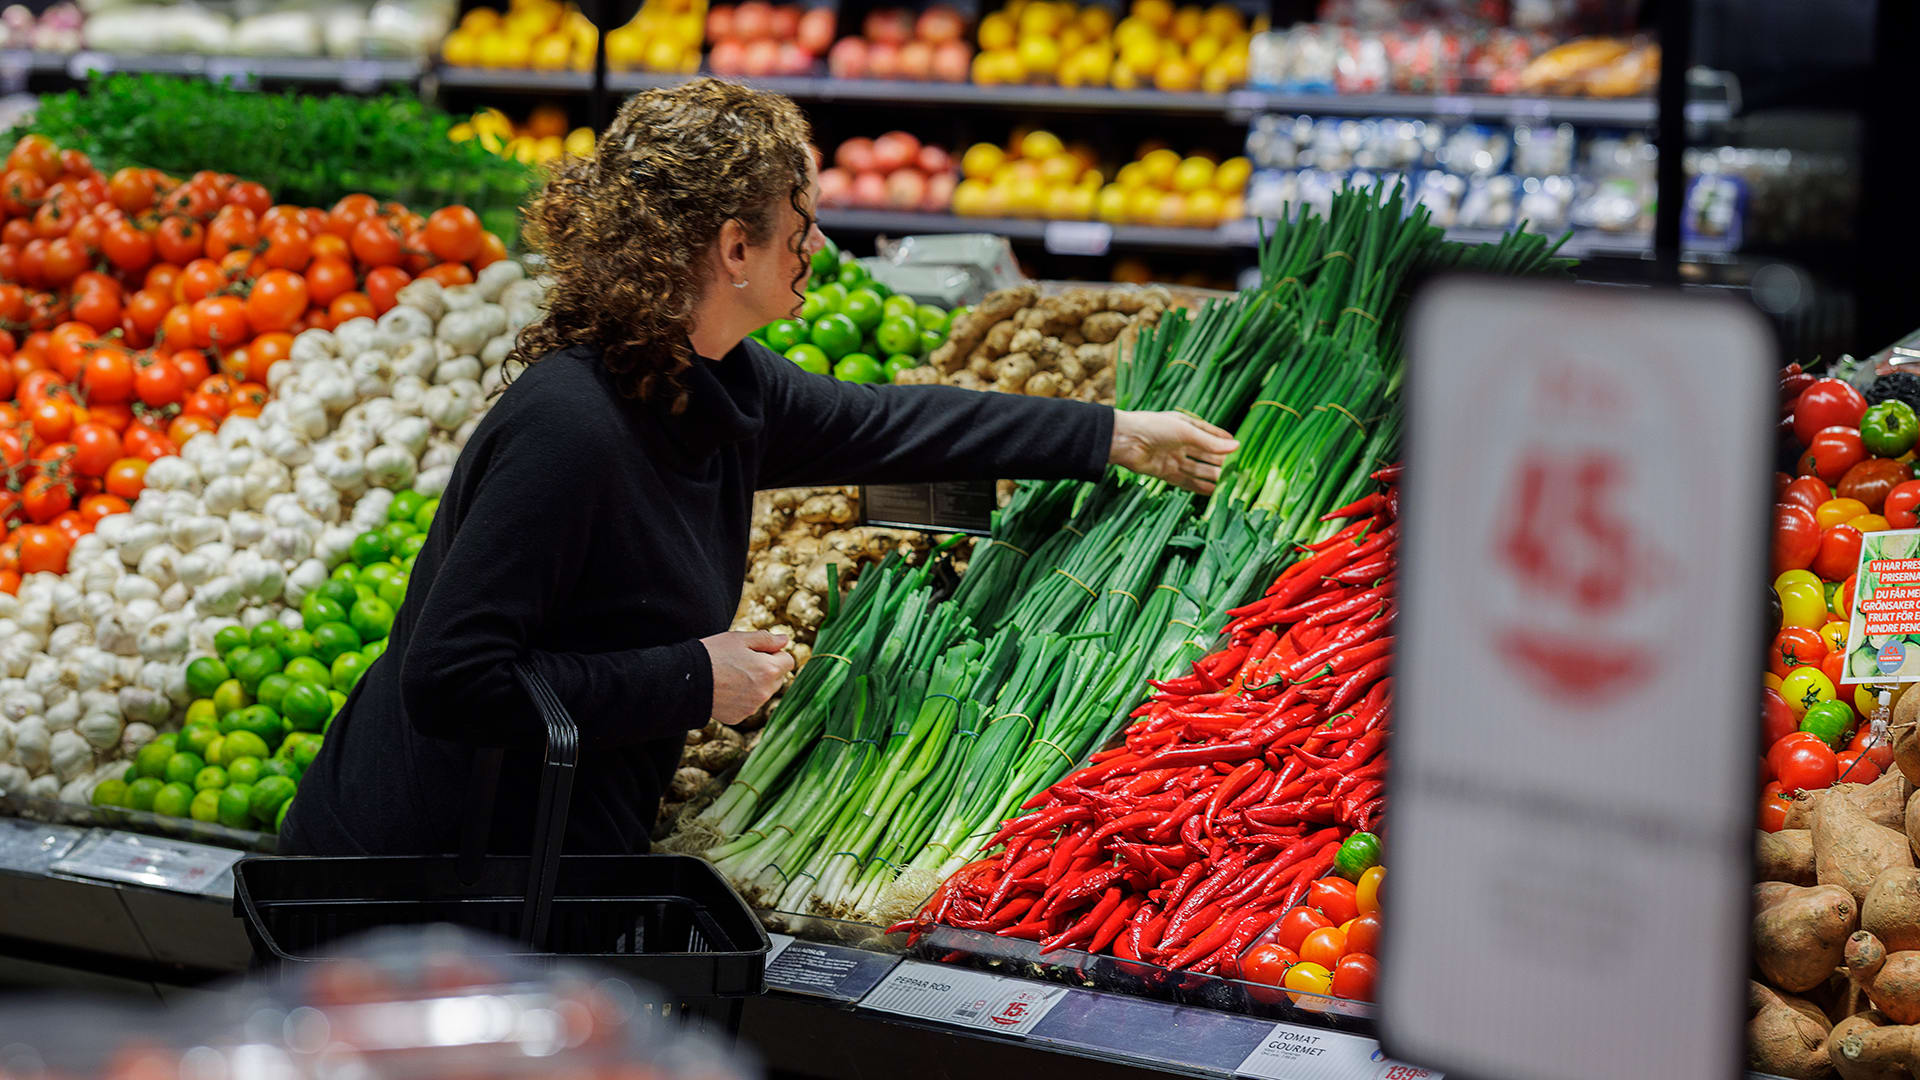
[1381, 277, 1773, 1080]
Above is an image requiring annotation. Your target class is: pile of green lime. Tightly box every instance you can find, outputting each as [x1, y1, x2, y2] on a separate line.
[90, 489, 438, 834]
[750, 239, 968, 385]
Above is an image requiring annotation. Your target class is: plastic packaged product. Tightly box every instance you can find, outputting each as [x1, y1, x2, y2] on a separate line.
[1571, 175, 1651, 233]
[1457, 174, 1519, 229]
[1469, 27, 1547, 94]
[1247, 30, 1288, 90]
[1515, 175, 1576, 232]
[1333, 28, 1389, 94]
[1413, 170, 1467, 227]
[1511, 121, 1576, 177]
[1244, 113, 1306, 171]
[1284, 24, 1339, 90]
[875, 233, 1024, 295]
[1436, 123, 1511, 178]
[1383, 25, 1464, 94]
[1683, 172, 1747, 244]
[1244, 168, 1297, 222]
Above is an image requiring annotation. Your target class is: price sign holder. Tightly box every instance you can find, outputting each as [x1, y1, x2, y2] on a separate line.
[0, 817, 84, 875]
[858, 959, 1068, 1036]
[52, 829, 243, 896]
[861, 481, 997, 536]
[1383, 276, 1774, 1080]
[763, 933, 902, 1002]
[1237, 1023, 1439, 1080]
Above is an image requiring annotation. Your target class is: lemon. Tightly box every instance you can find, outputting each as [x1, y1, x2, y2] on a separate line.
[1125, 185, 1162, 223]
[462, 7, 502, 31]
[1110, 58, 1141, 89]
[1017, 2, 1062, 36]
[1116, 161, 1148, 190]
[1140, 148, 1181, 187]
[672, 13, 702, 46]
[1118, 37, 1161, 76]
[978, 11, 1016, 50]
[644, 37, 682, 71]
[564, 128, 596, 156]
[961, 143, 1005, 180]
[1172, 155, 1215, 192]
[1187, 34, 1223, 68]
[535, 136, 564, 162]
[473, 107, 513, 137]
[1171, 6, 1204, 44]
[1185, 188, 1224, 227]
[1043, 186, 1081, 220]
[1095, 184, 1129, 223]
[1016, 36, 1061, 79]
[1213, 155, 1251, 194]
[1113, 16, 1155, 51]
[951, 178, 993, 217]
[1006, 176, 1047, 217]
[1078, 166, 1106, 189]
[529, 33, 571, 68]
[1039, 154, 1081, 186]
[1152, 191, 1186, 226]
[1058, 26, 1086, 54]
[495, 33, 534, 67]
[1132, 0, 1173, 29]
[1020, 129, 1065, 161]
[1063, 186, 1097, 220]
[1077, 5, 1114, 38]
[441, 30, 481, 66]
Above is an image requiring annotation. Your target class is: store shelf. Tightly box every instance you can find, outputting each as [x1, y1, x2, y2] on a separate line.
[1225, 86, 1735, 126]
[16, 50, 424, 88]
[611, 70, 1232, 113]
[435, 65, 594, 91]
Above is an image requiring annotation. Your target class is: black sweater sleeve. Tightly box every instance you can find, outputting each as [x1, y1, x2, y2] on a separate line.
[397, 416, 713, 749]
[748, 342, 1116, 489]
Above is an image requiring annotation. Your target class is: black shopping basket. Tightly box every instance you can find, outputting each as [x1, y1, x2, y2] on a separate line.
[234, 662, 769, 1036]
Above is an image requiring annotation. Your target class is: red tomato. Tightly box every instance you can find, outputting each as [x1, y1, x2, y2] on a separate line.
[1843, 574, 1860, 619]
[1887, 481, 1920, 529]
[1851, 724, 1897, 772]
[261, 224, 312, 271]
[80, 345, 135, 405]
[419, 262, 474, 287]
[1306, 878, 1360, 925]
[1762, 689, 1801, 749]
[1794, 379, 1870, 447]
[244, 269, 308, 333]
[152, 215, 204, 265]
[1802, 426, 1867, 485]
[328, 292, 374, 323]
[304, 256, 355, 306]
[364, 265, 410, 314]
[106, 167, 153, 213]
[1274, 907, 1335, 952]
[1813, 525, 1866, 582]
[19, 474, 70, 524]
[1241, 943, 1296, 986]
[68, 423, 121, 478]
[1344, 912, 1381, 956]
[1822, 651, 1850, 693]
[1769, 731, 1829, 776]
[1298, 926, 1346, 969]
[1776, 739, 1840, 794]
[15, 525, 66, 575]
[133, 355, 185, 407]
[1330, 954, 1377, 1002]
[424, 205, 484, 262]
[1773, 504, 1820, 574]
[473, 232, 507, 269]
[189, 296, 248, 349]
[349, 217, 404, 267]
[102, 458, 145, 500]
[77, 493, 128, 524]
[1770, 628, 1828, 679]
[1836, 750, 1883, 786]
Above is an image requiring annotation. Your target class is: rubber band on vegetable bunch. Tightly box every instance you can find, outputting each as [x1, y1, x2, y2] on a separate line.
[894, 469, 1401, 997]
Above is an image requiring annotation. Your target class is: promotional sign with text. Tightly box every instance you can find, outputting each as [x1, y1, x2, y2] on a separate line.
[1381, 277, 1773, 1080]
[1842, 528, 1920, 682]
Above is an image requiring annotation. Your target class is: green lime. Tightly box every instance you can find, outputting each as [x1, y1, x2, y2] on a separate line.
[275, 800, 291, 833]
[914, 303, 949, 332]
[843, 289, 885, 333]
[400, 534, 426, 559]
[328, 689, 347, 712]
[249, 775, 297, 825]
[388, 490, 426, 523]
[836, 260, 870, 288]
[349, 597, 395, 642]
[225, 756, 264, 786]
[232, 647, 283, 694]
[189, 788, 221, 823]
[302, 596, 347, 631]
[193, 765, 227, 791]
[180, 722, 219, 757]
[331, 651, 371, 693]
[1800, 700, 1855, 750]
[811, 237, 840, 278]
[358, 562, 401, 592]
[133, 741, 173, 780]
[363, 639, 386, 661]
[947, 303, 971, 328]
[317, 580, 358, 611]
[413, 498, 438, 532]
[918, 328, 946, 354]
[249, 621, 289, 652]
[212, 679, 250, 720]
[378, 574, 408, 608]
[815, 281, 850, 313]
[378, 521, 416, 552]
[351, 584, 375, 608]
[329, 562, 358, 581]
[284, 657, 330, 688]
[809, 312, 861, 361]
[798, 292, 826, 323]
[203, 735, 226, 767]
[126, 776, 163, 812]
[122, 763, 137, 783]
[153, 733, 179, 753]
[261, 757, 300, 781]
[785, 343, 831, 375]
[234, 705, 286, 749]
[223, 645, 252, 674]
[162, 751, 206, 786]
[287, 735, 321, 773]
[875, 316, 920, 357]
[312, 622, 363, 664]
[884, 354, 920, 382]
[213, 626, 250, 656]
[763, 318, 806, 352]
[833, 353, 885, 384]
[221, 729, 271, 763]
[281, 683, 331, 731]
[281, 628, 315, 659]
[91, 778, 128, 807]
[256, 672, 294, 713]
[217, 785, 254, 829]
[184, 699, 217, 729]
[185, 656, 231, 699]
[882, 294, 918, 321]
[152, 782, 193, 818]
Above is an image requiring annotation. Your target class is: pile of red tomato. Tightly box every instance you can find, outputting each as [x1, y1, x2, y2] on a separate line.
[1761, 363, 1914, 831]
[1236, 865, 1384, 1005]
[0, 133, 505, 591]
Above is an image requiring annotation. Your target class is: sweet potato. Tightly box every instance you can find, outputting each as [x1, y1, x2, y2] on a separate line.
[1851, 931, 1920, 1025]
[1893, 686, 1920, 787]
[1866, 868, 1920, 954]
[1762, 881, 1808, 912]
[1829, 1013, 1906, 1080]
[1758, 884, 1861, 992]
[1753, 981, 1836, 1079]
[1767, 829, 1819, 885]
[1817, 794, 1915, 903]
[1789, 773, 1911, 833]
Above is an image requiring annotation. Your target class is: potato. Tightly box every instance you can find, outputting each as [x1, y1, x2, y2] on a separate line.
[1850, 931, 1920, 1025]
[1865, 868, 1920, 954]
[1757, 884, 1861, 992]
[1751, 981, 1836, 1079]
[1793, 773, 1913, 833]
[1818, 794, 1915, 903]
[1828, 1013, 1904, 1080]
[1765, 829, 1819, 885]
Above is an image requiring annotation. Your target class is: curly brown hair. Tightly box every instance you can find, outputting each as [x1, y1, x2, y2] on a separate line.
[507, 78, 814, 413]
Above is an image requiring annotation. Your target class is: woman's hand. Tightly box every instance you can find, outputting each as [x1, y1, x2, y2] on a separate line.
[702, 630, 795, 726]
[1109, 410, 1239, 495]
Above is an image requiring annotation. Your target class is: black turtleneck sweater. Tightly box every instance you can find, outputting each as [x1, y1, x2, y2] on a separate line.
[279, 340, 1115, 858]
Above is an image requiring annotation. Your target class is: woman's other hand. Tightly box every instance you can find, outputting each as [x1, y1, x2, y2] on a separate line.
[1109, 410, 1239, 495]
[702, 631, 795, 725]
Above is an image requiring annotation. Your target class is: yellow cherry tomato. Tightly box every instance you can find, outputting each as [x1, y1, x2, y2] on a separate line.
[1850, 513, 1892, 533]
[1819, 621, 1850, 653]
[1764, 672, 1785, 694]
[1284, 960, 1333, 1003]
[1779, 581, 1829, 629]
[1774, 569, 1823, 595]
[1356, 865, 1383, 915]
[1781, 666, 1837, 715]
[1816, 498, 1870, 530]
[1858, 684, 1882, 717]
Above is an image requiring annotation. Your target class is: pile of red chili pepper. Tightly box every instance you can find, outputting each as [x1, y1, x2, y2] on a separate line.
[895, 467, 1400, 975]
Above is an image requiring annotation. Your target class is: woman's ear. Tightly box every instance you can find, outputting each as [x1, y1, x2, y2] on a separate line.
[716, 217, 751, 284]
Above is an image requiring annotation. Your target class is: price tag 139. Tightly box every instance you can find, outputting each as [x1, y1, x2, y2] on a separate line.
[859, 960, 1067, 1037]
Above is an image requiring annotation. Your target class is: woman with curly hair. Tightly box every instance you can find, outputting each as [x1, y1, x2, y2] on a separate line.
[282, 78, 1235, 858]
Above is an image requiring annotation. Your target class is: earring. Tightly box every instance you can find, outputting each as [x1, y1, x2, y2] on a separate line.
[732, 279, 749, 289]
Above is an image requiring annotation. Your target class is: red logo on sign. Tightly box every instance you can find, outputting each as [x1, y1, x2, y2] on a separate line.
[989, 1000, 1030, 1027]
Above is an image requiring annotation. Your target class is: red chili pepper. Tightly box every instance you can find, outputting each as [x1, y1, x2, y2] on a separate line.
[1043, 886, 1123, 953]
[1295, 583, 1393, 632]
[985, 895, 1038, 930]
[1320, 492, 1386, 521]
[1371, 464, 1402, 483]
[1090, 895, 1143, 954]
[1327, 657, 1393, 713]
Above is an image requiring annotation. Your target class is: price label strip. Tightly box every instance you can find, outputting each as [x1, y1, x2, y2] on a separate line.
[0, 818, 83, 874]
[762, 933, 901, 1002]
[51, 830, 242, 896]
[1237, 1024, 1442, 1080]
[859, 959, 1067, 1037]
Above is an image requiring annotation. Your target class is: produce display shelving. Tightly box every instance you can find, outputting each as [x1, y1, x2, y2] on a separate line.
[0, 49, 427, 89]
